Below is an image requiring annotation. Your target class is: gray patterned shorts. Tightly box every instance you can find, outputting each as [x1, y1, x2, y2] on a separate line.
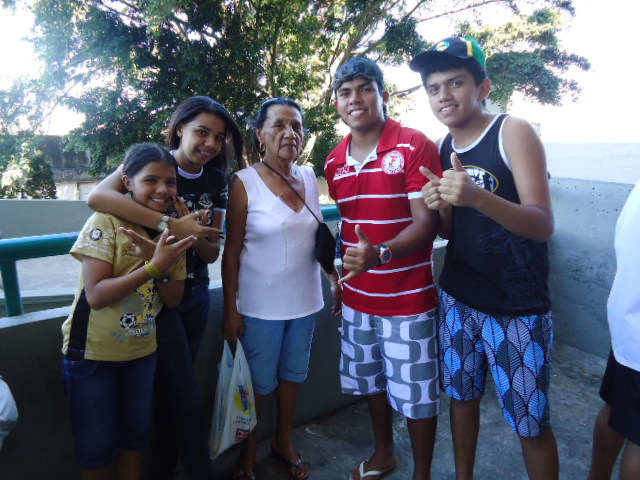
[339, 305, 440, 419]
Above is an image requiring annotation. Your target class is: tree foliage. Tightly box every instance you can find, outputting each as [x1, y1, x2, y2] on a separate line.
[0, 133, 57, 199]
[0, 0, 589, 191]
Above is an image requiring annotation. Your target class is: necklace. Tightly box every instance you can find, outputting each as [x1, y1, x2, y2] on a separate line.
[262, 161, 304, 211]
[262, 160, 299, 181]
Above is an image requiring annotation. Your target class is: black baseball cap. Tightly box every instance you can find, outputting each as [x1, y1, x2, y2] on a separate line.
[409, 37, 486, 74]
[333, 57, 385, 93]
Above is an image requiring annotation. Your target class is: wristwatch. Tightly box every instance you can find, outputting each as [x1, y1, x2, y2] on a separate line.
[157, 215, 170, 231]
[377, 244, 392, 267]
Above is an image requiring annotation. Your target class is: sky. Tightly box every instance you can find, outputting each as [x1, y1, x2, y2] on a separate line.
[1, 0, 639, 143]
[395, 0, 640, 143]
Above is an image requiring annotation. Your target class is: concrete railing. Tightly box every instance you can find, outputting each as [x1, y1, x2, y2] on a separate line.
[0, 178, 632, 478]
[0, 282, 351, 480]
[0, 206, 340, 316]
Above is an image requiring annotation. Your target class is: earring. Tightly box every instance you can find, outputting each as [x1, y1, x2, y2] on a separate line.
[259, 143, 266, 153]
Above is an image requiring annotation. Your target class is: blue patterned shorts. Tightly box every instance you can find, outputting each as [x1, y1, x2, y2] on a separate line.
[339, 305, 440, 420]
[438, 289, 553, 437]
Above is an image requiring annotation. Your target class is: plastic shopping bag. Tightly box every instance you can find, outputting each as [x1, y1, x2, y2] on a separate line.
[209, 340, 257, 458]
[0, 376, 18, 451]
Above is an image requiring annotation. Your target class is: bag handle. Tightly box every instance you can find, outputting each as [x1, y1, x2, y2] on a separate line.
[262, 161, 323, 226]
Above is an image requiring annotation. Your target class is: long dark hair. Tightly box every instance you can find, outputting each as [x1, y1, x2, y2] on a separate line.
[166, 96, 244, 171]
[248, 97, 305, 158]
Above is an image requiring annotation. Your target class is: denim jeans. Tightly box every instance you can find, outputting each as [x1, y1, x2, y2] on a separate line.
[63, 354, 157, 470]
[241, 313, 316, 395]
[178, 277, 211, 361]
[151, 278, 214, 480]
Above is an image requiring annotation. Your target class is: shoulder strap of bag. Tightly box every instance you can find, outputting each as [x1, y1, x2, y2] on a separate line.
[261, 161, 322, 226]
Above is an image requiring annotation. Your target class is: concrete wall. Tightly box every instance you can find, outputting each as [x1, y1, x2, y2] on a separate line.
[55, 181, 101, 201]
[2, 178, 632, 353]
[0, 199, 92, 239]
[0, 177, 634, 478]
[548, 178, 631, 358]
[0, 281, 352, 480]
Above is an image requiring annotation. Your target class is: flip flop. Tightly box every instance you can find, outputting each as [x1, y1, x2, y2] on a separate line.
[271, 446, 311, 480]
[349, 460, 395, 480]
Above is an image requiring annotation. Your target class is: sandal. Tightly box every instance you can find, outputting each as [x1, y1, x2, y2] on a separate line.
[271, 446, 311, 480]
[349, 460, 395, 480]
[232, 470, 256, 480]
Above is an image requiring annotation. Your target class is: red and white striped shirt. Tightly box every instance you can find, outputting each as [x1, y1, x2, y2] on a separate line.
[324, 119, 442, 316]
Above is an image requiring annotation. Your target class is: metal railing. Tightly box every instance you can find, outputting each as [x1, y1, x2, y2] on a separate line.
[0, 205, 341, 317]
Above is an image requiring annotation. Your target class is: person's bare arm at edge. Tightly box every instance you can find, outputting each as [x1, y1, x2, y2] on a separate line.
[221, 176, 248, 341]
[87, 165, 222, 240]
[429, 117, 553, 242]
[339, 197, 439, 284]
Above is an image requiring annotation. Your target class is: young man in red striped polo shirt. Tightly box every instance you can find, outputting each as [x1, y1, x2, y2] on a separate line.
[324, 57, 442, 480]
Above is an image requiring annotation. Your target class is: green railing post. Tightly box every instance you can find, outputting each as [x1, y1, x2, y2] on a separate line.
[0, 232, 78, 317]
[320, 204, 340, 222]
[0, 261, 23, 316]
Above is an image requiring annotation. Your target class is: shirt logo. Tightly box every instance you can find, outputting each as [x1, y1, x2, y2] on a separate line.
[464, 165, 499, 192]
[381, 151, 404, 174]
[90, 228, 103, 240]
[335, 166, 351, 178]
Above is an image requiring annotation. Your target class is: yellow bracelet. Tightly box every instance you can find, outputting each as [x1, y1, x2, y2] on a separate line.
[144, 261, 162, 279]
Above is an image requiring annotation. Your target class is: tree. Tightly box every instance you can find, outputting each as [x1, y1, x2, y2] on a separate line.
[0, 77, 57, 198]
[0, 134, 57, 199]
[0, 0, 589, 186]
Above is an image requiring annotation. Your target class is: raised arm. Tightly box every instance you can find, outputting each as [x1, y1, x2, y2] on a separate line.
[221, 176, 248, 341]
[87, 165, 222, 240]
[421, 165, 453, 239]
[82, 230, 195, 310]
[499, 116, 554, 241]
[339, 197, 439, 284]
[174, 196, 223, 264]
[434, 117, 553, 242]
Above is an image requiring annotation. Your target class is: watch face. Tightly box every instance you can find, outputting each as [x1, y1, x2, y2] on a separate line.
[158, 217, 169, 230]
[379, 244, 392, 264]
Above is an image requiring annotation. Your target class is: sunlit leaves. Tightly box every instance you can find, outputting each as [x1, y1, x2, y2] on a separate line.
[1, 0, 589, 191]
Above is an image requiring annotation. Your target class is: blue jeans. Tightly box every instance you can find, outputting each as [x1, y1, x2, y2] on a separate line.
[63, 354, 157, 470]
[151, 278, 214, 480]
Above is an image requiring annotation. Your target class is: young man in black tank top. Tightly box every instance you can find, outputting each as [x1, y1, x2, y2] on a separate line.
[410, 37, 559, 480]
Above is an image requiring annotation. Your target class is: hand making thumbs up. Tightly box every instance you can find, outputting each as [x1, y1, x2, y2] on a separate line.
[338, 224, 380, 285]
[420, 164, 448, 211]
[438, 152, 480, 207]
[421, 152, 477, 209]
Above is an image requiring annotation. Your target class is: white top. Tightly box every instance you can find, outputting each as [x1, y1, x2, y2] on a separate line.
[608, 179, 640, 371]
[235, 165, 323, 320]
